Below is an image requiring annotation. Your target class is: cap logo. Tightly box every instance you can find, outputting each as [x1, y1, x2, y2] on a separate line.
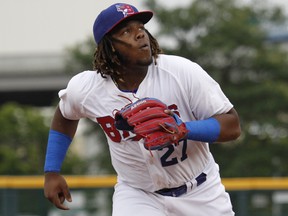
[116, 4, 135, 17]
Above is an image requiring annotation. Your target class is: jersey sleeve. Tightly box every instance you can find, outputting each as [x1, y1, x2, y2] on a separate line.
[185, 62, 233, 120]
[58, 72, 90, 120]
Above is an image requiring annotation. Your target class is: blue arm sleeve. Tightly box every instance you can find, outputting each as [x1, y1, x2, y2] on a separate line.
[44, 129, 72, 173]
[185, 117, 221, 143]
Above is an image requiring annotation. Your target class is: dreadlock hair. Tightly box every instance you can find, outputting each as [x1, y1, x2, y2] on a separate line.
[93, 29, 163, 78]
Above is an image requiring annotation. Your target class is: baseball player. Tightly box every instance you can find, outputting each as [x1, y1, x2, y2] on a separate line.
[44, 3, 241, 216]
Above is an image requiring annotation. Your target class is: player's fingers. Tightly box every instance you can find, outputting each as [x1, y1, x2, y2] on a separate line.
[59, 192, 65, 203]
[51, 194, 70, 210]
[62, 186, 72, 202]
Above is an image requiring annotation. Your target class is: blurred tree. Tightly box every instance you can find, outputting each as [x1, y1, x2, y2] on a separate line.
[0, 103, 87, 175]
[0, 103, 89, 215]
[65, 38, 96, 75]
[145, 0, 288, 177]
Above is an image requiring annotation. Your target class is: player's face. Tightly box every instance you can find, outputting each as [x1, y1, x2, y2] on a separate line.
[110, 20, 153, 67]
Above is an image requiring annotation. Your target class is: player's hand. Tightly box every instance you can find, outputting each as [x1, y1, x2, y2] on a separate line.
[44, 172, 72, 210]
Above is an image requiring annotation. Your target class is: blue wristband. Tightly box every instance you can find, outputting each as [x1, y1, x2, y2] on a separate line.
[185, 118, 221, 143]
[44, 130, 72, 173]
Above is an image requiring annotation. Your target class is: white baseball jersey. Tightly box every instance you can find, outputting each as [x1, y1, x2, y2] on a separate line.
[58, 54, 233, 192]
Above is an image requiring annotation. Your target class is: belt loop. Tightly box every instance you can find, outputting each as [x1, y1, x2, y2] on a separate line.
[186, 172, 206, 193]
[185, 180, 194, 193]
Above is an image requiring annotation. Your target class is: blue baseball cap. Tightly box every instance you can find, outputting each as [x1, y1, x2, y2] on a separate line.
[93, 3, 153, 44]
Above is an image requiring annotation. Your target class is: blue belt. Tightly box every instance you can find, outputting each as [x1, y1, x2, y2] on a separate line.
[155, 172, 207, 197]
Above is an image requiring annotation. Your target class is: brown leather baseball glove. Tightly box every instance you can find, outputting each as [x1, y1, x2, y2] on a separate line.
[114, 97, 188, 150]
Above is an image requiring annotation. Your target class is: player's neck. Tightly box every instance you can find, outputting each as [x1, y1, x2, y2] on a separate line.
[111, 70, 147, 92]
